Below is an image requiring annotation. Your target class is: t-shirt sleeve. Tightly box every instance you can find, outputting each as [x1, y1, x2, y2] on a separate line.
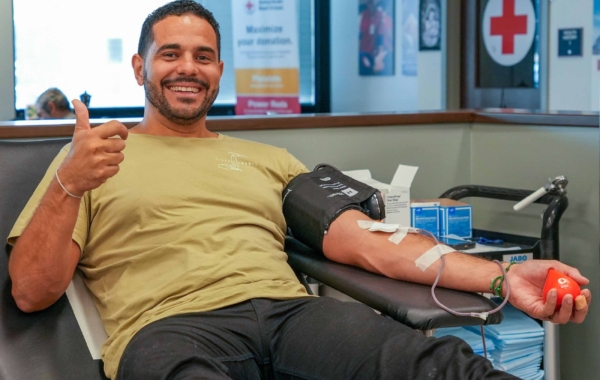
[284, 150, 309, 184]
[7, 145, 90, 255]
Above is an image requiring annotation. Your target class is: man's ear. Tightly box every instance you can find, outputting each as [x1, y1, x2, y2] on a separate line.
[47, 101, 57, 117]
[132, 54, 144, 86]
[218, 59, 224, 77]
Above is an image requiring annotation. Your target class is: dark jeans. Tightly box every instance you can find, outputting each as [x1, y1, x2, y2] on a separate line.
[117, 297, 517, 380]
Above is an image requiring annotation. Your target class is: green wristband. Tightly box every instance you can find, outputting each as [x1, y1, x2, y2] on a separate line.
[489, 262, 515, 299]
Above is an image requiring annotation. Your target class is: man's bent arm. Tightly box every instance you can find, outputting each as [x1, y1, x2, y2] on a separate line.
[9, 101, 128, 313]
[9, 179, 81, 313]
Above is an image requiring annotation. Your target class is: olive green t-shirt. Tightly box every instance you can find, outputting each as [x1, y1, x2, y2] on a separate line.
[8, 133, 311, 379]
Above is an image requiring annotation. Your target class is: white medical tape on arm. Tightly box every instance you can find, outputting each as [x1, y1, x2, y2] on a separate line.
[357, 220, 400, 232]
[415, 244, 456, 271]
[368, 222, 400, 233]
[357, 220, 420, 244]
[388, 227, 419, 244]
[357, 220, 375, 229]
[389, 229, 408, 244]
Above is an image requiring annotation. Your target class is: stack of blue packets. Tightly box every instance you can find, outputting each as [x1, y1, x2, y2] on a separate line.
[433, 326, 496, 366]
[435, 302, 545, 380]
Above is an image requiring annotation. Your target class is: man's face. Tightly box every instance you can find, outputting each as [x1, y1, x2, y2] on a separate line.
[36, 101, 55, 119]
[36, 106, 52, 119]
[140, 15, 224, 125]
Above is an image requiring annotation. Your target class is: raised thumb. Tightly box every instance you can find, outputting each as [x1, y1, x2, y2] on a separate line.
[72, 99, 91, 132]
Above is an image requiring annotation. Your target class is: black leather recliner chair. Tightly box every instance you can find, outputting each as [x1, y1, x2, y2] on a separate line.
[0, 138, 502, 380]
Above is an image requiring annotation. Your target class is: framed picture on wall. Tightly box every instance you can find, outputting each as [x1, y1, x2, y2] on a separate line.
[419, 0, 441, 51]
[558, 28, 583, 57]
[359, 0, 395, 76]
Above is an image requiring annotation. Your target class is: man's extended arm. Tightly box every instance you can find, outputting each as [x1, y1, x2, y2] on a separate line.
[9, 100, 128, 312]
[323, 210, 591, 324]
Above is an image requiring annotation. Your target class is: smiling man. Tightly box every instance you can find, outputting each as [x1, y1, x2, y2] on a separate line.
[133, 9, 223, 130]
[7, 1, 591, 380]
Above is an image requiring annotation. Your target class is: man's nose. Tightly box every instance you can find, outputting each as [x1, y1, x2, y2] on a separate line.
[176, 53, 198, 76]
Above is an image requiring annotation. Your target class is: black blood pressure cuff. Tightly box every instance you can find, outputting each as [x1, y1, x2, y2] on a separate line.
[282, 164, 385, 253]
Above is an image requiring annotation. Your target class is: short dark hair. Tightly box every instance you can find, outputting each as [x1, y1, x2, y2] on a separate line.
[36, 88, 70, 112]
[138, 0, 221, 60]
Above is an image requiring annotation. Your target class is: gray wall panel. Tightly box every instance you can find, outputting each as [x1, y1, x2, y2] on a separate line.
[225, 123, 472, 199]
[0, 0, 15, 120]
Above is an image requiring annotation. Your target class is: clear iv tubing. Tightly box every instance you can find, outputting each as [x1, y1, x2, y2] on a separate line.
[419, 229, 511, 359]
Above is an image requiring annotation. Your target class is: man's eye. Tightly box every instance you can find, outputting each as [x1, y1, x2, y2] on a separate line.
[163, 53, 177, 58]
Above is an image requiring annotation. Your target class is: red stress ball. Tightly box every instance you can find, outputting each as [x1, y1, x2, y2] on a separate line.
[542, 269, 581, 311]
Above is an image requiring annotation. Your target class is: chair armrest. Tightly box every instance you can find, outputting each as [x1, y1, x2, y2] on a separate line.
[66, 271, 109, 359]
[285, 237, 503, 330]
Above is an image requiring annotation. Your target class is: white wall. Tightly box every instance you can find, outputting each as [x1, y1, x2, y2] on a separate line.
[227, 123, 472, 195]
[0, 0, 15, 121]
[549, 0, 599, 111]
[330, 0, 444, 113]
[418, 51, 443, 109]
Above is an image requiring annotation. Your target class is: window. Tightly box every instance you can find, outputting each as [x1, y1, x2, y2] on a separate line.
[13, 0, 326, 117]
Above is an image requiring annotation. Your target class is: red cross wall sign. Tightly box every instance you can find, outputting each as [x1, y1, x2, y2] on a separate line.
[245, 0, 255, 14]
[482, 0, 536, 66]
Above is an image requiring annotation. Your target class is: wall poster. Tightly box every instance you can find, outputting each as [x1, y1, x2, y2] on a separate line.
[419, 0, 441, 51]
[231, 0, 300, 115]
[359, 0, 395, 76]
[401, 0, 418, 76]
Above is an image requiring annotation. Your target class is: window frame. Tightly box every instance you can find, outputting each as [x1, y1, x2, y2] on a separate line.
[13, 0, 330, 119]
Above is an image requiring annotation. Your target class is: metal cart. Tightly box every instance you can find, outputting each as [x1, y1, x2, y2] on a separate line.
[440, 183, 569, 380]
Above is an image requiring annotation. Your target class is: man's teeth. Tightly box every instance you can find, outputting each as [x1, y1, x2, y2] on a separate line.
[169, 86, 200, 93]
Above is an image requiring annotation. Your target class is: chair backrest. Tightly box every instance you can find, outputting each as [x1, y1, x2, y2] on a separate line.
[0, 138, 108, 380]
[0, 139, 70, 246]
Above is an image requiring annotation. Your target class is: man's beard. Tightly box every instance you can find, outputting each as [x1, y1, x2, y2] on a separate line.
[143, 70, 219, 126]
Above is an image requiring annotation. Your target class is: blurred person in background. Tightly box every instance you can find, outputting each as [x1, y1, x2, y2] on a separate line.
[35, 88, 76, 119]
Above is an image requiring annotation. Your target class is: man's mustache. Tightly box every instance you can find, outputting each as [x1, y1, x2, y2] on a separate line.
[161, 78, 209, 90]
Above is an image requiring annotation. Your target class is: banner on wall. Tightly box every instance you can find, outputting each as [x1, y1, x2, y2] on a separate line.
[593, 0, 600, 56]
[401, 0, 418, 76]
[231, 0, 300, 115]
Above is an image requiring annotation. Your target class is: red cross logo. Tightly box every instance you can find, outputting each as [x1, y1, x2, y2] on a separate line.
[482, 0, 535, 66]
[490, 0, 528, 54]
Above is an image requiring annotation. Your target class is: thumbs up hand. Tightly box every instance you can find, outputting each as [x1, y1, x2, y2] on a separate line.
[57, 100, 129, 197]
